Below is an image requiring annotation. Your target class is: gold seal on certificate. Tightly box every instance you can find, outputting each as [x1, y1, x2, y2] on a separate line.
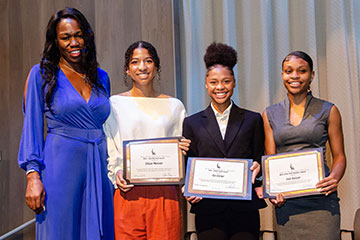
[123, 137, 184, 185]
[184, 157, 253, 200]
[262, 148, 325, 199]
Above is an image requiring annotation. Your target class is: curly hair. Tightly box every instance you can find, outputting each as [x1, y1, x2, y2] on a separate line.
[40, 7, 101, 111]
[282, 51, 313, 72]
[123, 41, 161, 86]
[203, 42, 237, 75]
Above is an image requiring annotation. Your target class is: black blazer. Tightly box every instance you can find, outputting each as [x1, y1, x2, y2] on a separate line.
[183, 104, 267, 215]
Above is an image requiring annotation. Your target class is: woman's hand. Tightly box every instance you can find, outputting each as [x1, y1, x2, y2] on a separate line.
[26, 172, 45, 214]
[270, 193, 286, 207]
[250, 161, 261, 184]
[316, 174, 339, 196]
[185, 196, 203, 204]
[181, 186, 202, 204]
[179, 138, 191, 155]
[254, 186, 264, 199]
[116, 169, 134, 192]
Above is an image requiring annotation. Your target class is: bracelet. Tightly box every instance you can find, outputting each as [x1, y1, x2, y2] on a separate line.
[26, 169, 36, 175]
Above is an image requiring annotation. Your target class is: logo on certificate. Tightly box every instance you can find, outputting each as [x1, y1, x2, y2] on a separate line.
[290, 163, 295, 170]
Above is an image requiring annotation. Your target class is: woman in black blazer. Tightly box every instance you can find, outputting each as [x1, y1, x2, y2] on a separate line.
[183, 43, 266, 240]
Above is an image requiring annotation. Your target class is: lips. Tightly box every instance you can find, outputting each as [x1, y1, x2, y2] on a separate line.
[69, 50, 81, 57]
[136, 72, 151, 79]
[214, 92, 227, 98]
[289, 81, 301, 87]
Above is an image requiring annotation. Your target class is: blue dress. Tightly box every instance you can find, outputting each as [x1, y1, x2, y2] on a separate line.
[18, 64, 115, 240]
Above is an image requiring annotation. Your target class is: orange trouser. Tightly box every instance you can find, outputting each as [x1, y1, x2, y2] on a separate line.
[114, 186, 182, 240]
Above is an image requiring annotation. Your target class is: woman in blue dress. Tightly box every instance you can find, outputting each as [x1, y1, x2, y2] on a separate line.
[18, 8, 114, 240]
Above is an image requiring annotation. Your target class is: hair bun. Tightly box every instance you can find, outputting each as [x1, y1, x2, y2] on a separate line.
[204, 42, 237, 69]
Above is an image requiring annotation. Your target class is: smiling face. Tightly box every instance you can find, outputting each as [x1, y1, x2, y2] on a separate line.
[282, 56, 314, 96]
[205, 64, 235, 113]
[127, 47, 157, 87]
[56, 17, 84, 66]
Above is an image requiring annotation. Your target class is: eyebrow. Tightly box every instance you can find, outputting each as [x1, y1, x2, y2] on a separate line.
[130, 57, 153, 60]
[283, 64, 308, 68]
[58, 30, 82, 36]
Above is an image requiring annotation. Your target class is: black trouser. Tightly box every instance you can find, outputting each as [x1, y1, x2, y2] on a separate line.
[195, 209, 260, 240]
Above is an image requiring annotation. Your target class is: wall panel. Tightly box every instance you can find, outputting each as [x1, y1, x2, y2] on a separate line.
[0, 0, 11, 235]
[95, 0, 175, 96]
[0, 1, 176, 239]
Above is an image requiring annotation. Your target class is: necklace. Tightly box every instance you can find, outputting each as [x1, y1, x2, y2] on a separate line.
[60, 62, 89, 83]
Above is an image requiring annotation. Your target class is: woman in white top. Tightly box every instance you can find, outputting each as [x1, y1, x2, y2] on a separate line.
[103, 41, 190, 240]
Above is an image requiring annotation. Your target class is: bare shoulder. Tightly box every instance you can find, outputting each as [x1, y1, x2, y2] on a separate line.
[329, 105, 342, 124]
[262, 109, 269, 122]
[262, 109, 267, 117]
[330, 105, 341, 116]
[119, 91, 131, 96]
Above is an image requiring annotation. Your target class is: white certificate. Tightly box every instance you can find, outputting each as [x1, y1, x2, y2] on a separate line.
[262, 148, 325, 199]
[184, 158, 253, 200]
[123, 137, 184, 185]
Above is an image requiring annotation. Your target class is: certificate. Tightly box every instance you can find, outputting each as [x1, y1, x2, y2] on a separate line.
[184, 157, 253, 200]
[262, 148, 325, 199]
[123, 137, 184, 185]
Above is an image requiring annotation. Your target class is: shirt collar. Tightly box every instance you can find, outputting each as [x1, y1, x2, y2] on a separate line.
[211, 101, 233, 118]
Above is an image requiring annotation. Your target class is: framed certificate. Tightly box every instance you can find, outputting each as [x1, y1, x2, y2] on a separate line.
[262, 148, 325, 199]
[123, 137, 184, 185]
[184, 157, 253, 200]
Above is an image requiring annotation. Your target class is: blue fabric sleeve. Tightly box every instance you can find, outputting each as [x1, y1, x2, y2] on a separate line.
[18, 64, 45, 173]
[98, 68, 111, 97]
[104, 73, 111, 97]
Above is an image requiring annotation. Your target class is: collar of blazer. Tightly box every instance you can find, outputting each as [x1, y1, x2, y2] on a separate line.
[201, 104, 245, 156]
